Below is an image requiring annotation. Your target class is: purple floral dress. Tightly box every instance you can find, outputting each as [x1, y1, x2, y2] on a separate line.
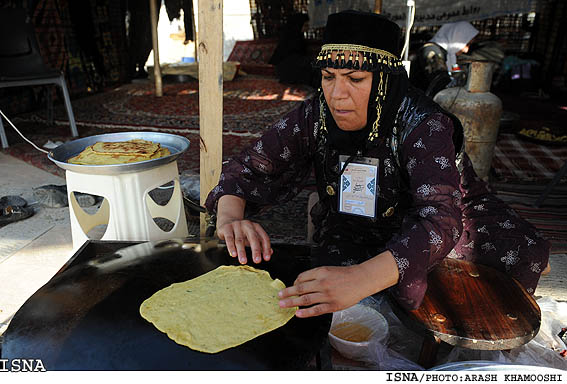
[206, 96, 550, 310]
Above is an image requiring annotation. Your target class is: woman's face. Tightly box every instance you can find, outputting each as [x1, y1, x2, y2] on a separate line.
[321, 66, 373, 131]
[458, 43, 471, 55]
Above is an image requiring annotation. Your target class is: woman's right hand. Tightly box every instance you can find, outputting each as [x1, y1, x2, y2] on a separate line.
[216, 195, 273, 265]
[217, 219, 273, 265]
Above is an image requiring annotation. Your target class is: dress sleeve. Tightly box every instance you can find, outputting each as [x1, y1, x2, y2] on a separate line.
[204, 98, 318, 215]
[386, 113, 463, 310]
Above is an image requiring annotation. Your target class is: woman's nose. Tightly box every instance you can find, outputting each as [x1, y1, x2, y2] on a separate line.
[331, 77, 348, 99]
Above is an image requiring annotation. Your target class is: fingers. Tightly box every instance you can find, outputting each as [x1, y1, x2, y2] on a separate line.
[278, 290, 334, 318]
[277, 267, 326, 302]
[231, 222, 249, 264]
[217, 224, 241, 262]
[296, 304, 334, 318]
[278, 276, 326, 308]
[252, 222, 273, 261]
[277, 266, 346, 318]
[293, 268, 320, 285]
[245, 223, 263, 264]
[217, 220, 271, 264]
[278, 277, 318, 300]
[279, 289, 324, 307]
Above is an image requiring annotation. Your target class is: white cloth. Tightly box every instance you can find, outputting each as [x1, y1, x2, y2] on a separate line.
[430, 21, 479, 72]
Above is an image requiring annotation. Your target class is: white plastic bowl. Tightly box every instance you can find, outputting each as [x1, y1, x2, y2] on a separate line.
[328, 303, 388, 361]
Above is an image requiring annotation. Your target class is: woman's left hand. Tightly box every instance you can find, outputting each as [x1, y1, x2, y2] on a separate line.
[277, 265, 367, 318]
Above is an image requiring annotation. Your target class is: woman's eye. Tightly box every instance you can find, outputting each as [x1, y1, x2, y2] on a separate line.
[350, 77, 363, 83]
[323, 75, 334, 81]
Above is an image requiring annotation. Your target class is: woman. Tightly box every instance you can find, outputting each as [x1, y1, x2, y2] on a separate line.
[430, 21, 479, 72]
[269, 13, 317, 86]
[412, 21, 479, 96]
[205, 11, 549, 317]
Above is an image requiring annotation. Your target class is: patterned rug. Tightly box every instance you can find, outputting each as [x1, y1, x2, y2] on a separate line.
[491, 133, 567, 253]
[492, 133, 567, 183]
[14, 77, 313, 136]
[3, 95, 566, 250]
[227, 39, 278, 76]
[493, 182, 567, 254]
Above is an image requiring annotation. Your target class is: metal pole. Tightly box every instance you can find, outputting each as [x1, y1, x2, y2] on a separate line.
[404, 0, 414, 62]
[150, 0, 163, 97]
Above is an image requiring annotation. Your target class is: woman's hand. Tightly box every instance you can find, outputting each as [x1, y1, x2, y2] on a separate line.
[278, 251, 400, 318]
[217, 219, 273, 264]
[216, 194, 273, 264]
[277, 265, 368, 318]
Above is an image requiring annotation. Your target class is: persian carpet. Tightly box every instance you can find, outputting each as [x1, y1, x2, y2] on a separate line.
[3, 101, 566, 249]
[493, 182, 567, 254]
[492, 133, 567, 183]
[491, 133, 567, 254]
[14, 76, 313, 136]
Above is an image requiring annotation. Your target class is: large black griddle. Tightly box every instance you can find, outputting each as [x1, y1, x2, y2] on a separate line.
[1, 239, 331, 370]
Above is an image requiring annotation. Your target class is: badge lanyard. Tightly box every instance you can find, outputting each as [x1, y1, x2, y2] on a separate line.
[338, 155, 379, 218]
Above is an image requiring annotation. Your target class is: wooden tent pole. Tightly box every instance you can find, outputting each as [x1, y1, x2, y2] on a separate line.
[191, 0, 198, 61]
[149, 0, 163, 96]
[198, 0, 223, 236]
[374, 0, 383, 14]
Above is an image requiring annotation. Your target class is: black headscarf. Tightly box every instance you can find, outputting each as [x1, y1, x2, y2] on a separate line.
[314, 11, 409, 154]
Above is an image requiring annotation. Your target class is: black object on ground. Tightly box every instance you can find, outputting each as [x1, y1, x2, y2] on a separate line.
[0, 195, 34, 226]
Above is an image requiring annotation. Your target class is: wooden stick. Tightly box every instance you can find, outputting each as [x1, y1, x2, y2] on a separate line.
[374, 0, 383, 14]
[149, 0, 162, 97]
[198, 0, 223, 236]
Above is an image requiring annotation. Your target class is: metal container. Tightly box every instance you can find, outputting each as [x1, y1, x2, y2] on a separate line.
[48, 131, 190, 175]
[434, 61, 502, 180]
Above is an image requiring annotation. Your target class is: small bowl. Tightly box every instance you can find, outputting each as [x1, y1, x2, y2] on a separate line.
[328, 303, 388, 361]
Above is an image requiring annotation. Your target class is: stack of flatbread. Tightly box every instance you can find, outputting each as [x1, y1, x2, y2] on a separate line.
[67, 139, 171, 165]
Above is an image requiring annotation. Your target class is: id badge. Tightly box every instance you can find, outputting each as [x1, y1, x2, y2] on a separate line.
[338, 155, 379, 218]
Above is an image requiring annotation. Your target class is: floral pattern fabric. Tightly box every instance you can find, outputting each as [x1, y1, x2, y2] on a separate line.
[205, 97, 550, 310]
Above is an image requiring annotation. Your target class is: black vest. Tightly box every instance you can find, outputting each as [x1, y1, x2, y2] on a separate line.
[311, 86, 464, 251]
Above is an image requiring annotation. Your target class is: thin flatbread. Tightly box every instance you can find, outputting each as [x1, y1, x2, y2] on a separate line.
[67, 140, 170, 165]
[92, 139, 159, 156]
[139, 265, 297, 353]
